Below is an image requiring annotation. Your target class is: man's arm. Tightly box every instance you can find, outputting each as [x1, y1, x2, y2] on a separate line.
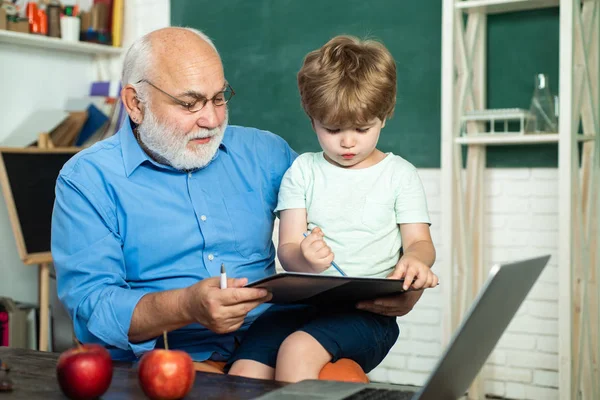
[129, 277, 271, 343]
[53, 174, 157, 356]
[53, 174, 271, 353]
[128, 288, 191, 343]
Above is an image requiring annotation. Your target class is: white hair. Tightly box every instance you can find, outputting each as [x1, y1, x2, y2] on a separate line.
[121, 27, 219, 103]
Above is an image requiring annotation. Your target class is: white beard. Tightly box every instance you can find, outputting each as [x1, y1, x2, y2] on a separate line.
[136, 108, 228, 171]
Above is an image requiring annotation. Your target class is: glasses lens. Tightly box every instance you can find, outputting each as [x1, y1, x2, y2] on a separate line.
[215, 88, 234, 106]
[212, 93, 226, 106]
[187, 87, 234, 111]
[187, 100, 206, 113]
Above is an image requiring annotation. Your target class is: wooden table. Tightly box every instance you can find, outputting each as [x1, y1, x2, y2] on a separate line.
[0, 348, 288, 399]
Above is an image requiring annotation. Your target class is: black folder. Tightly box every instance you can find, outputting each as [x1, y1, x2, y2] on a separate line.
[245, 272, 412, 305]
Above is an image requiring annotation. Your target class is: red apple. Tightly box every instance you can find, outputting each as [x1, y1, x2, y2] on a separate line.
[138, 349, 195, 400]
[56, 344, 113, 400]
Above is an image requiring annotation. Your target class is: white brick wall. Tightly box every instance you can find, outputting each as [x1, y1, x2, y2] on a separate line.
[369, 168, 560, 400]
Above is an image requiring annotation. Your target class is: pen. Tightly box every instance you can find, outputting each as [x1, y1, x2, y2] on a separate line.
[220, 263, 227, 289]
[303, 232, 348, 277]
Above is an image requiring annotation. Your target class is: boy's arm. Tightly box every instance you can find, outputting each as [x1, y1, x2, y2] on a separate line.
[277, 209, 333, 272]
[390, 223, 437, 289]
[355, 223, 436, 317]
[398, 223, 436, 267]
[277, 209, 312, 272]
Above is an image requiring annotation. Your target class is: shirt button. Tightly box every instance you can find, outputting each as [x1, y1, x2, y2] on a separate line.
[188, 172, 192, 178]
[200, 215, 207, 221]
[208, 254, 214, 261]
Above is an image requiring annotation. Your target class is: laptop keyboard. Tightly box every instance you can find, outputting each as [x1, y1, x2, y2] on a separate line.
[343, 388, 415, 400]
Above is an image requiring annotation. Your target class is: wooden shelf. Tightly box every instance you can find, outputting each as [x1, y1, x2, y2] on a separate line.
[0, 30, 122, 56]
[455, 133, 596, 145]
[455, 0, 559, 14]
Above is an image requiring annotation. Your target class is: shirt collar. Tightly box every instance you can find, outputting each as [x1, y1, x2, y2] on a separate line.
[120, 118, 151, 177]
[120, 118, 229, 178]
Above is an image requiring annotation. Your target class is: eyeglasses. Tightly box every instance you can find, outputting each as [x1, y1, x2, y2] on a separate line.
[136, 79, 235, 112]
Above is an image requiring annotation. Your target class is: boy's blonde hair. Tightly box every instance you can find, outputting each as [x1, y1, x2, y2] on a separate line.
[297, 35, 396, 128]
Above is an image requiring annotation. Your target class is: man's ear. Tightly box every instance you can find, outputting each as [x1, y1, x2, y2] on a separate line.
[122, 84, 145, 124]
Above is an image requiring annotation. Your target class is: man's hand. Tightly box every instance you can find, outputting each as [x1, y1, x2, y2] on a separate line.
[355, 255, 438, 317]
[390, 254, 439, 291]
[356, 290, 424, 317]
[181, 277, 272, 334]
[300, 227, 334, 273]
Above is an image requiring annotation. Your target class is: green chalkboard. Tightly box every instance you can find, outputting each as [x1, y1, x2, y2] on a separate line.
[171, 1, 559, 168]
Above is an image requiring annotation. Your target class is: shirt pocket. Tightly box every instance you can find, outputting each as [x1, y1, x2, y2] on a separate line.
[223, 190, 272, 258]
[361, 198, 396, 231]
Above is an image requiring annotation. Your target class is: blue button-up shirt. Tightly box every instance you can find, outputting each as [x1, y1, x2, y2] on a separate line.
[51, 120, 296, 361]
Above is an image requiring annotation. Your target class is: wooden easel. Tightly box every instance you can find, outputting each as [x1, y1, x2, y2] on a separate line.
[0, 134, 76, 351]
[36, 133, 52, 352]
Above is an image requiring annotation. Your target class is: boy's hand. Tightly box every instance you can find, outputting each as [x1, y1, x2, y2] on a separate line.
[389, 255, 438, 291]
[300, 227, 334, 273]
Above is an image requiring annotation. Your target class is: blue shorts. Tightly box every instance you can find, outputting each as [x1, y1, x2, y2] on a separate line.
[226, 304, 399, 373]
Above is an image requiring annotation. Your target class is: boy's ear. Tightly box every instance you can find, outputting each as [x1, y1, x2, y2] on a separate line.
[381, 118, 387, 129]
[310, 118, 316, 132]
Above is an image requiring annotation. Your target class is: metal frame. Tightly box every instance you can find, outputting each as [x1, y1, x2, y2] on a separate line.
[441, 1, 599, 399]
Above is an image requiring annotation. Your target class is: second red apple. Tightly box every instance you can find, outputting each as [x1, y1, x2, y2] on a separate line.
[138, 349, 195, 400]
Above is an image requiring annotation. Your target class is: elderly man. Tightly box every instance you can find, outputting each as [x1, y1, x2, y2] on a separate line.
[52, 27, 426, 364]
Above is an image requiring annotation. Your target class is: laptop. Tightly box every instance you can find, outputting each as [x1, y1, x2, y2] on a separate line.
[254, 255, 550, 400]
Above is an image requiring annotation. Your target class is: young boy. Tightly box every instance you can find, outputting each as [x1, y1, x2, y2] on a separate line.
[227, 35, 438, 382]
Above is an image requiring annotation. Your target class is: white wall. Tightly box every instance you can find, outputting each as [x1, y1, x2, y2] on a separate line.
[370, 168, 560, 400]
[123, 0, 171, 48]
[0, 47, 97, 304]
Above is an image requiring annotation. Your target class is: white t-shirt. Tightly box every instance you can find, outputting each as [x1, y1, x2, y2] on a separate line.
[275, 152, 430, 277]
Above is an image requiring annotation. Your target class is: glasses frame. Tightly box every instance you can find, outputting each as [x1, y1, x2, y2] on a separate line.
[135, 79, 235, 113]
